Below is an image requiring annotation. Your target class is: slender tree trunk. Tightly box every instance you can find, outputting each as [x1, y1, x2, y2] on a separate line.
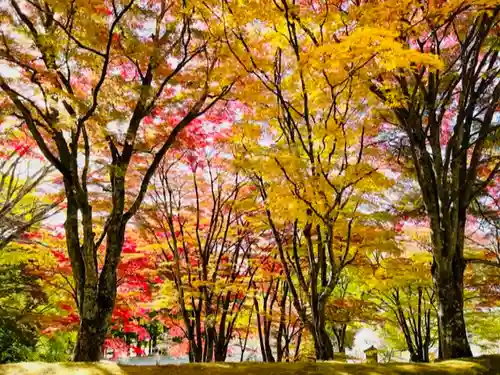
[294, 330, 302, 362]
[333, 324, 347, 354]
[239, 306, 253, 361]
[255, 308, 267, 362]
[277, 282, 288, 362]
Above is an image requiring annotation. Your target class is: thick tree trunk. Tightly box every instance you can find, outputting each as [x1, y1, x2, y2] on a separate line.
[313, 325, 334, 360]
[410, 352, 426, 363]
[214, 344, 228, 362]
[73, 221, 123, 362]
[432, 254, 472, 359]
[74, 315, 108, 361]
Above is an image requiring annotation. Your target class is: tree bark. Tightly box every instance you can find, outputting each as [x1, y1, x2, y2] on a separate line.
[73, 314, 108, 361]
[432, 254, 472, 359]
[72, 215, 124, 361]
[312, 324, 334, 361]
[333, 324, 347, 354]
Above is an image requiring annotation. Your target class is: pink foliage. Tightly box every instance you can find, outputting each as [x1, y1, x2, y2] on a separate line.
[104, 338, 129, 359]
[169, 341, 190, 358]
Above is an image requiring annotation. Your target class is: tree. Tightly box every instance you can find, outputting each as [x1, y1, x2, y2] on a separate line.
[139, 151, 259, 362]
[370, 257, 437, 362]
[0, 0, 235, 360]
[0, 131, 59, 250]
[223, 0, 439, 360]
[324, 274, 378, 357]
[0, 262, 46, 363]
[252, 255, 303, 362]
[368, 0, 499, 358]
[0, 136, 62, 363]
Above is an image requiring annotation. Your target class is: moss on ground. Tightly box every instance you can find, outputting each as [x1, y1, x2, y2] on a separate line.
[1, 356, 500, 375]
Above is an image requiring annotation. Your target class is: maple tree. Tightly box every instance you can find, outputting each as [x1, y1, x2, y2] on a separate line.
[0, 135, 62, 362]
[139, 150, 259, 362]
[220, 0, 454, 360]
[368, 256, 438, 362]
[252, 254, 303, 362]
[367, 0, 499, 358]
[0, 0, 236, 361]
[324, 274, 378, 357]
[0, 130, 59, 250]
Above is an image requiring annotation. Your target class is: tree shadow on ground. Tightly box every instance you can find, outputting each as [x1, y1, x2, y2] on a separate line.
[1, 356, 499, 375]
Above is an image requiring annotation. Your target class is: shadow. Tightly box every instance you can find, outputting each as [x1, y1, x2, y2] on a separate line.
[1, 355, 499, 375]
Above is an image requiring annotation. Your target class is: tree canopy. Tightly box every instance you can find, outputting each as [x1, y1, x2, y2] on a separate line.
[0, 0, 498, 365]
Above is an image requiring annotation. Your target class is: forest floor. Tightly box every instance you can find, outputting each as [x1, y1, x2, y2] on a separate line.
[1, 356, 500, 375]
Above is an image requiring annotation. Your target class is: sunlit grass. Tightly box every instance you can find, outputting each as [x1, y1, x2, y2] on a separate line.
[1, 356, 499, 375]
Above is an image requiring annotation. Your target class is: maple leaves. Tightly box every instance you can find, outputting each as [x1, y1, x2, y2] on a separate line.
[137, 146, 261, 362]
[0, 0, 498, 364]
[0, 0, 239, 360]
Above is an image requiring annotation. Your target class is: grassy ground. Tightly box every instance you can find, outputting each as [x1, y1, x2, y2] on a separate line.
[1, 356, 500, 375]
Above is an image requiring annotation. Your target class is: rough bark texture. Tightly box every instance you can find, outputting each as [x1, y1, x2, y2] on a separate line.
[433, 254, 471, 359]
[74, 317, 109, 361]
[314, 325, 335, 360]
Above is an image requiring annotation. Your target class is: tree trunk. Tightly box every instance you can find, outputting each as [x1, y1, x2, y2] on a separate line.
[73, 315, 108, 361]
[410, 352, 426, 363]
[333, 324, 347, 354]
[73, 220, 123, 361]
[432, 254, 472, 359]
[313, 325, 334, 360]
[214, 345, 228, 362]
[294, 330, 302, 362]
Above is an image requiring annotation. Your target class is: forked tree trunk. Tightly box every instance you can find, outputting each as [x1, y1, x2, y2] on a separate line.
[73, 283, 117, 361]
[73, 220, 123, 361]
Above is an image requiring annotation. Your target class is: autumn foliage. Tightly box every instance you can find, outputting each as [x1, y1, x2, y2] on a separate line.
[0, 0, 498, 365]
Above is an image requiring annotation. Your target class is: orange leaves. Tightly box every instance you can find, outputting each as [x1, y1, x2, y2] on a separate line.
[94, 5, 113, 16]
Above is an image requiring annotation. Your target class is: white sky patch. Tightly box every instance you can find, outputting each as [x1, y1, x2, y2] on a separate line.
[0, 62, 20, 78]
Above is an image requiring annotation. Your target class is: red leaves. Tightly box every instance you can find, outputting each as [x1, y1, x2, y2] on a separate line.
[169, 325, 184, 338]
[394, 222, 403, 233]
[154, 231, 166, 239]
[20, 231, 42, 240]
[50, 249, 70, 264]
[12, 141, 30, 156]
[113, 307, 133, 322]
[95, 6, 113, 16]
[54, 232, 65, 240]
[143, 116, 154, 125]
[133, 346, 145, 355]
[152, 275, 163, 284]
[186, 153, 198, 172]
[189, 257, 199, 268]
[117, 61, 139, 82]
[122, 238, 138, 253]
[58, 303, 73, 312]
[104, 338, 129, 359]
[151, 107, 161, 117]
